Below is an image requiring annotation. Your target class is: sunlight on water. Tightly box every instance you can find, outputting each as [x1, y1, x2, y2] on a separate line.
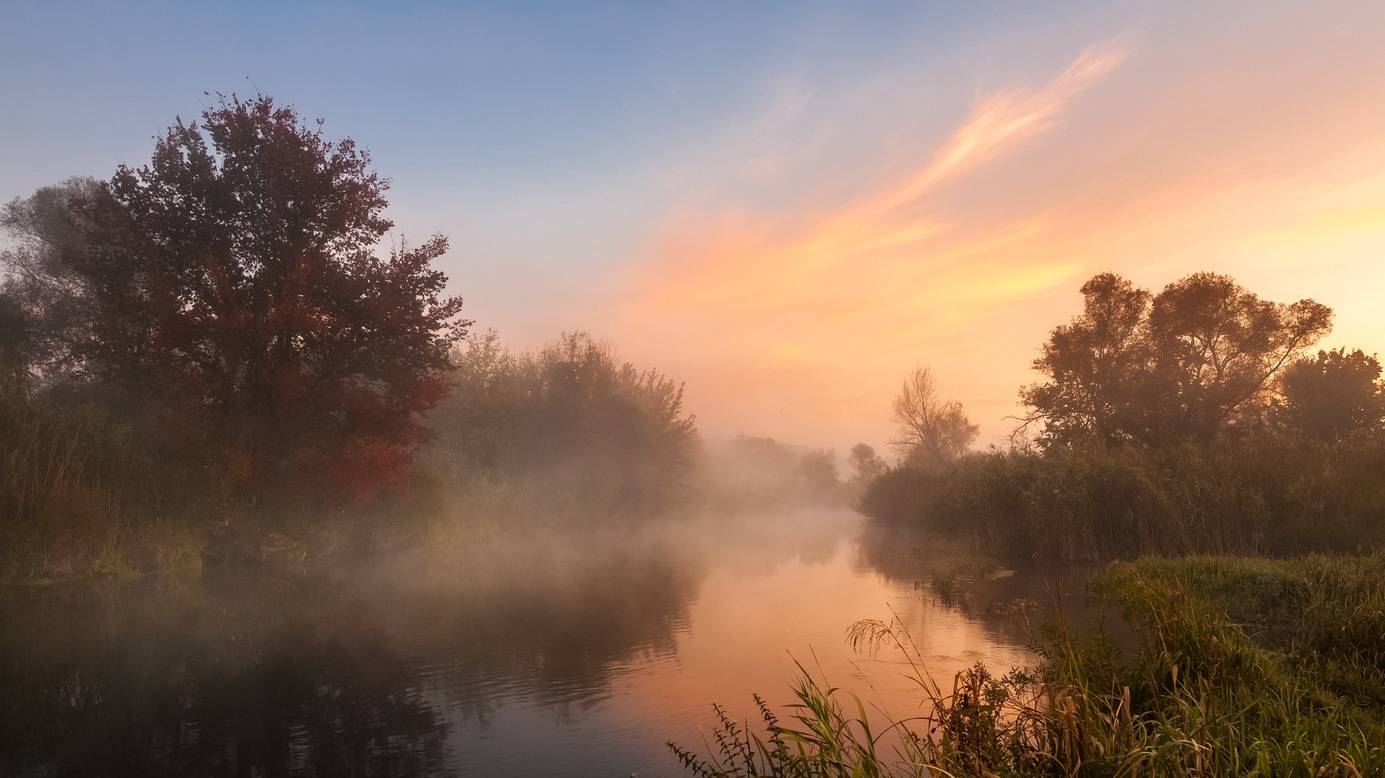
[0, 510, 1060, 777]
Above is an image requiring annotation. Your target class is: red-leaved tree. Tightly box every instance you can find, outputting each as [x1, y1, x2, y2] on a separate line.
[1, 95, 467, 503]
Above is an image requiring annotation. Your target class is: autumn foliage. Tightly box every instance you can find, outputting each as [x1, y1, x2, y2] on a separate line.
[3, 95, 466, 503]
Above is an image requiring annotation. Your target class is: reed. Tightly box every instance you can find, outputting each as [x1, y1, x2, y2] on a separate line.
[0, 384, 205, 582]
[671, 554, 1385, 777]
[860, 437, 1385, 562]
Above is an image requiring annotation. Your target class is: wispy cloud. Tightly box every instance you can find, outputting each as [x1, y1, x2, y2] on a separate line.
[591, 40, 1132, 449]
[874, 42, 1130, 214]
[629, 40, 1130, 318]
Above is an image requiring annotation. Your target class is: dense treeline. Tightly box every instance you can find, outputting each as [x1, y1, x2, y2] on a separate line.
[862, 436, 1385, 560]
[862, 272, 1385, 561]
[425, 330, 697, 520]
[0, 96, 698, 581]
[696, 434, 848, 509]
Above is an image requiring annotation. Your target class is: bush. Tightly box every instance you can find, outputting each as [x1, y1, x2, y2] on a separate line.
[860, 436, 1385, 561]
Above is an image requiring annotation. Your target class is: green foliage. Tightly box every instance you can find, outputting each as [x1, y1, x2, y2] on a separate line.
[1095, 555, 1385, 715]
[674, 555, 1385, 777]
[860, 436, 1385, 561]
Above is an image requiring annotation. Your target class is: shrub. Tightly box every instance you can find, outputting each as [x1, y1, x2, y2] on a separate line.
[859, 437, 1385, 561]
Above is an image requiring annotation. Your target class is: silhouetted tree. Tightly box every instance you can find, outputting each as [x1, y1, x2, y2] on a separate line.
[1148, 272, 1331, 439]
[0, 96, 466, 503]
[1277, 348, 1385, 442]
[1023, 272, 1331, 446]
[847, 443, 886, 484]
[0, 177, 104, 380]
[1020, 273, 1154, 446]
[892, 367, 977, 469]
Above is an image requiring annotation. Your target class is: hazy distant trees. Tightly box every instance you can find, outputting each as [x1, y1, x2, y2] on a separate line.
[1022, 272, 1332, 447]
[0, 96, 466, 503]
[429, 330, 697, 513]
[1278, 348, 1385, 442]
[847, 443, 886, 484]
[797, 449, 840, 495]
[892, 367, 977, 469]
[696, 435, 853, 508]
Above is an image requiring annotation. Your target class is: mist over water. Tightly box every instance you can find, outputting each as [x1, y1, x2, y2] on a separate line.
[0, 508, 1069, 777]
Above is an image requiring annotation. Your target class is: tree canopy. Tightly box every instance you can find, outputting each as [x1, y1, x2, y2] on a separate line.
[1022, 272, 1331, 447]
[0, 95, 467, 501]
[892, 367, 977, 469]
[847, 443, 886, 484]
[1278, 348, 1384, 442]
[428, 331, 697, 513]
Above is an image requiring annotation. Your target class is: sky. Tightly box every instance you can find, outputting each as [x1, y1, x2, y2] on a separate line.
[4, 1, 1385, 454]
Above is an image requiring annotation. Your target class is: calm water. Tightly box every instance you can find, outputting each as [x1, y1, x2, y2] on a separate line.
[0, 509, 1091, 777]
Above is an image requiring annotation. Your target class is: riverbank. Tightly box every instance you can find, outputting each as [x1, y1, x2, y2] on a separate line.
[859, 439, 1385, 562]
[674, 552, 1385, 777]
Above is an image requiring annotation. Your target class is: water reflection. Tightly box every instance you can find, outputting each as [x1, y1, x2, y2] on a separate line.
[0, 573, 453, 777]
[0, 511, 1079, 777]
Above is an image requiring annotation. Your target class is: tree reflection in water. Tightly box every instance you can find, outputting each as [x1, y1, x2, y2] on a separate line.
[0, 512, 1067, 777]
[0, 521, 704, 777]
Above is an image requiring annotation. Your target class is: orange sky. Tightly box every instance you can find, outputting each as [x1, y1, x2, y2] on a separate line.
[5, 4, 1383, 457]
[564, 8, 1385, 455]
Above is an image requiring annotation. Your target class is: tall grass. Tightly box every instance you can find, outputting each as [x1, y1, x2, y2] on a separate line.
[0, 384, 206, 582]
[860, 438, 1385, 562]
[672, 554, 1385, 777]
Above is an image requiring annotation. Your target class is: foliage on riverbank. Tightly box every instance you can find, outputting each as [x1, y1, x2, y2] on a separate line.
[860, 435, 1385, 562]
[425, 330, 698, 519]
[0, 96, 708, 584]
[866, 271, 1385, 564]
[0, 383, 213, 583]
[672, 553, 1385, 777]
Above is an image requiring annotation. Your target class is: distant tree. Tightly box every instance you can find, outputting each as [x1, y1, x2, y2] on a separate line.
[892, 367, 977, 469]
[0, 96, 467, 502]
[429, 331, 697, 512]
[1277, 348, 1384, 442]
[797, 449, 839, 493]
[847, 443, 887, 484]
[0, 177, 105, 379]
[1022, 272, 1331, 446]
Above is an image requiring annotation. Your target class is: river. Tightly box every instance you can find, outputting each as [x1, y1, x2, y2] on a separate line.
[0, 508, 1095, 777]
